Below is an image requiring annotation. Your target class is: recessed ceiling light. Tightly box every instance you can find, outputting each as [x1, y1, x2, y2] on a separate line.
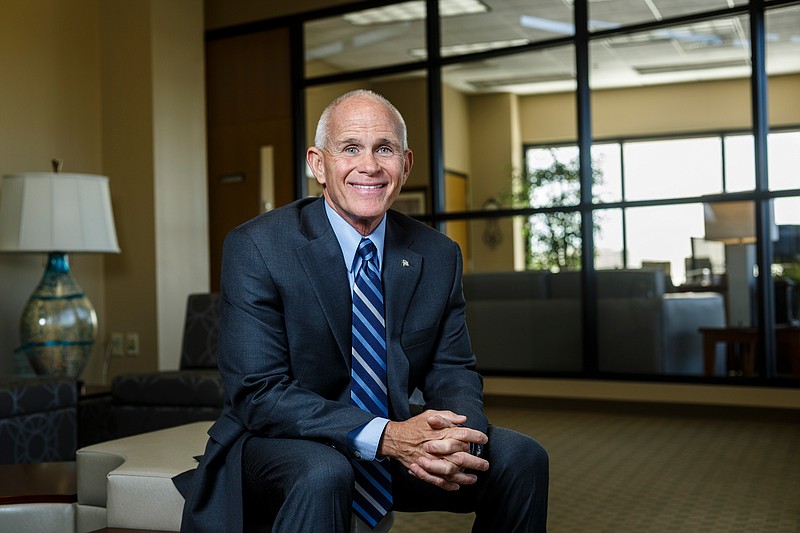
[343, 0, 489, 26]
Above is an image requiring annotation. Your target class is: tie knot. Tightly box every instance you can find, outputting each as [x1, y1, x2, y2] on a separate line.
[357, 238, 376, 263]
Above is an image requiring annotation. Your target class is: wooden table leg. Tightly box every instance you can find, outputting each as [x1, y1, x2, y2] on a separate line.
[703, 334, 717, 376]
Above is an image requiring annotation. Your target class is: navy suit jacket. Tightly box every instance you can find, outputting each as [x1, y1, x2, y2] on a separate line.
[180, 196, 486, 532]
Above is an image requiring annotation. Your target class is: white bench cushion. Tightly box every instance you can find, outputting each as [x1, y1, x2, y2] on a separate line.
[77, 421, 211, 531]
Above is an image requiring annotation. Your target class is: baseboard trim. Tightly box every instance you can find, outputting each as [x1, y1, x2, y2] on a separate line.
[483, 377, 800, 411]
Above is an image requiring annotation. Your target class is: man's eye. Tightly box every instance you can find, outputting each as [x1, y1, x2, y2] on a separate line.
[377, 146, 394, 155]
[344, 146, 359, 154]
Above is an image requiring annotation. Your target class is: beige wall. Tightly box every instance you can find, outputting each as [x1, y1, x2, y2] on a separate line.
[467, 93, 520, 272]
[519, 74, 800, 143]
[0, 0, 208, 382]
[0, 0, 106, 379]
[151, 0, 210, 370]
[443, 84, 471, 177]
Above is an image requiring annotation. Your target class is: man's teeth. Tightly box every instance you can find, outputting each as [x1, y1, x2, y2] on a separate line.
[353, 184, 383, 189]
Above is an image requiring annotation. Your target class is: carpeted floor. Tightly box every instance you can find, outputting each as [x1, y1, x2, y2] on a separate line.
[390, 397, 800, 532]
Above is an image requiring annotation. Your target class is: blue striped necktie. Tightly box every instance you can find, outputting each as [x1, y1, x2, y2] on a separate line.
[351, 238, 392, 528]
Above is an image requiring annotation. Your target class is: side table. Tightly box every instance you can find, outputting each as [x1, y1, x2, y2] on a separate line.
[700, 326, 800, 377]
[0, 461, 76, 533]
[0, 461, 76, 504]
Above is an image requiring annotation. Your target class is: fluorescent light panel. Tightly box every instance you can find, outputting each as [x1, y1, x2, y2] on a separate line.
[408, 38, 530, 59]
[635, 59, 749, 75]
[469, 73, 575, 90]
[343, 0, 488, 26]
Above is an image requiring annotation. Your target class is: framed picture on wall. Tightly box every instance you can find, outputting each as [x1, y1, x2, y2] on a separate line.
[393, 188, 426, 215]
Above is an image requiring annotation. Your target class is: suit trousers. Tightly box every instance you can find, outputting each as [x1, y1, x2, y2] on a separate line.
[241, 426, 549, 532]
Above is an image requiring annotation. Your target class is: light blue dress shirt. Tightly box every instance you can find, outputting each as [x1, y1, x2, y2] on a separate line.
[324, 200, 390, 461]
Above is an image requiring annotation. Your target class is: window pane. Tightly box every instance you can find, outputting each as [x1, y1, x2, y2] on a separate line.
[765, 4, 800, 77]
[624, 138, 723, 201]
[724, 135, 755, 192]
[773, 196, 800, 380]
[462, 216, 583, 373]
[590, 1, 747, 33]
[304, 1, 425, 77]
[594, 208, 624, 270]
[443, 45, 576, 96]
[525, 147, 580, 208]
[589, 17, 751, 91]
[443, 46, 575, 213]
[595, 203, 729, 376]
[702, 201, 757, 332]
[593, 143, 622, 204]
[465, 215, 528, 273]
[627, 204, 705, 287]
[769, 131, 800, 192]
[440, 0, 573, 56]
[526, 211, 583, 272]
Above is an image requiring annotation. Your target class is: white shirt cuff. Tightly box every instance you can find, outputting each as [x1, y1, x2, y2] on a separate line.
[352, 417, 390, 461]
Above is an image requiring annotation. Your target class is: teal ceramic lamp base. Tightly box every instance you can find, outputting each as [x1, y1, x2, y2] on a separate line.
[19, 252, 97, 378]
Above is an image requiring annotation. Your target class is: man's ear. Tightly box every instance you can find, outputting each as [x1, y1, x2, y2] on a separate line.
[402, 149, 414, 186]
[306, 147, 326, 185]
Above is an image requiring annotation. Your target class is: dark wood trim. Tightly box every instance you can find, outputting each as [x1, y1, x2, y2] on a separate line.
[0, 462, 76, 505]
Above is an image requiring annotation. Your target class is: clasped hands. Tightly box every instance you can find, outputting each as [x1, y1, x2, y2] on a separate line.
[378, 410, 489, 491]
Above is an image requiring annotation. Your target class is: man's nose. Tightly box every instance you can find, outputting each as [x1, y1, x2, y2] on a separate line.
[357, 151, 381, 174]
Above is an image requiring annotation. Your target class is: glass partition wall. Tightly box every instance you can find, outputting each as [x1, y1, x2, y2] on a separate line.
[271, 0, 800, 382]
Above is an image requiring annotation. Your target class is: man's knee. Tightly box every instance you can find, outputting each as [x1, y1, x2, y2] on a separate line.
[310, 450, 355, 493]
[287, 446, 355, 496]
[244, 439, 354, 496]
[486, 426, 549, 481]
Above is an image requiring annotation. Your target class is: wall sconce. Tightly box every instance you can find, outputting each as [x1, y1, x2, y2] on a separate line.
[482, 197, 503, 249]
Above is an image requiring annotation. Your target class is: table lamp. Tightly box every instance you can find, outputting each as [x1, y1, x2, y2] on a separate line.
[0, 161, 120, 378]
[703, 200, 776, 327]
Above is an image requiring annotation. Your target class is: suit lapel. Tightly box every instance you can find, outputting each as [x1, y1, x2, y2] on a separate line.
[296, 202, 423, 408]
[297, 199, 352, 367]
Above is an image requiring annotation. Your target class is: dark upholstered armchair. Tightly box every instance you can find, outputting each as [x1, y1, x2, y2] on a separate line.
[110, 293, 224, 438]
[0, 377, 78, 463]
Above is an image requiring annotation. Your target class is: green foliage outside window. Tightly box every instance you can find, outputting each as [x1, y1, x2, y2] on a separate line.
[506, 150, 604, 271]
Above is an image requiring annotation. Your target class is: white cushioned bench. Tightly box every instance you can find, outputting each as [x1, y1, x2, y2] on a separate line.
[76, 421, 211, 532]
[75, 421, 393, 532]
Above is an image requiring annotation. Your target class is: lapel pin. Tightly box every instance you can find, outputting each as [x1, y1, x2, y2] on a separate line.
[402, 259, 410, 267]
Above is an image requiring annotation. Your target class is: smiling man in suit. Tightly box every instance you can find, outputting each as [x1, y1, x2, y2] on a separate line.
[180, 90, 548, 532]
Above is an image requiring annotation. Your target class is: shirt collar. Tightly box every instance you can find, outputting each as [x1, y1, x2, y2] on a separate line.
[323, 199, 386, 274]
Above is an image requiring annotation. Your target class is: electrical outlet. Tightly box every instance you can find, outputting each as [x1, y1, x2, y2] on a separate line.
[110, 333, 125, 357]
[125, 333, 140, 356]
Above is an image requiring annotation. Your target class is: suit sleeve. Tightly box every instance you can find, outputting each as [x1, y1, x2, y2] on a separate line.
[420, 242, 489, 435]
[216, 227, 374, 453]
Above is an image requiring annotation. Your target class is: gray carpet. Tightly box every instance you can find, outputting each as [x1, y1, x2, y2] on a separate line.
[390, 398, 800, 532]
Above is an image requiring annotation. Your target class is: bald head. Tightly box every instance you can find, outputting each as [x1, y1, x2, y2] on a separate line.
[314, 90, 408, 152]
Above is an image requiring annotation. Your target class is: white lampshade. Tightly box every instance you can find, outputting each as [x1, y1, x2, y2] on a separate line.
[703, 200, 778, 245]
[0, 173, 120, 253]
[703, 201, 756, 245]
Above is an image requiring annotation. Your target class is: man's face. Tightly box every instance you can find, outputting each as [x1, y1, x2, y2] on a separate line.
[307, 95, 413, 236]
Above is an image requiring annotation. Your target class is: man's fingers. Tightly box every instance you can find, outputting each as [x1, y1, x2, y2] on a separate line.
[423, 437, 469, 455]
[422, 450, 489, 473]
[408, 464, 460, 491]
[426, 410, 467, 429]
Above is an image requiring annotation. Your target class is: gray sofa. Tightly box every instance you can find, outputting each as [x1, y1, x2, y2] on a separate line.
[463, 269, 726, 375]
